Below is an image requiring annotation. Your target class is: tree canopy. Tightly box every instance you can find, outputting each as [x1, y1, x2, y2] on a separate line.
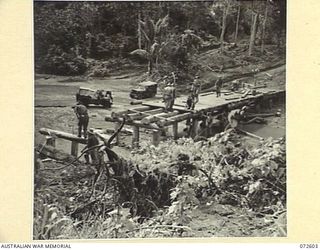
[34, 0, 286, 76]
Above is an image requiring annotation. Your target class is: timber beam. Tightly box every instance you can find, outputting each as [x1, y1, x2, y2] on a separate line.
[141, 111, 179, 125]
[156, 112, 197, 127]
[39, 128, 87, 144]
[105, 116, 164, 131]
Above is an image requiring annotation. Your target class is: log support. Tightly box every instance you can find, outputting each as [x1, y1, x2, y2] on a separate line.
[132, 126, 140, 148]
[190, 119, 199, 139]
[114, 122, 121, 145]
[45, 136, 56, 147]
[71, 141, 79, 157]
[152, 130, 161, 146]
[172, 122, 178, 140]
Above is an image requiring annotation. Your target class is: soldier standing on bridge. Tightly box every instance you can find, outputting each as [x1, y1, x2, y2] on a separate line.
[163, 82, 173, 112]
[191, 75, 201, 109]
[169, 82, 176, 111]
[73, 100, 89, 138]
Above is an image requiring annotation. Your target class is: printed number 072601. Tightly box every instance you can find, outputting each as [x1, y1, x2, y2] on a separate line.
[300, 244, 319, 248]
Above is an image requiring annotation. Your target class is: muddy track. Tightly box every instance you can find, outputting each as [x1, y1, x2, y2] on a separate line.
[204, 62, 285, 92]
[35, 105, 68, 108]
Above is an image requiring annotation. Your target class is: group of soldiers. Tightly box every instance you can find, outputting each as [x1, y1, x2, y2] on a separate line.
[163, 74, 224, 112]
[162, 74, 202, 112]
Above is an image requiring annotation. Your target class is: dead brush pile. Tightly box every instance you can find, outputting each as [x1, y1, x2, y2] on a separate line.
[34, 130, 286, 239]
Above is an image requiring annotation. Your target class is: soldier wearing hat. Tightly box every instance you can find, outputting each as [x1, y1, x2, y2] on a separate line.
[163, 81, 176, 112]
[225, 105, 248, 131]
[73, 100, 89, 138]
[163, 82, 171, 111]
[191, 75, 201, 109]
[169, 82, 176, 111]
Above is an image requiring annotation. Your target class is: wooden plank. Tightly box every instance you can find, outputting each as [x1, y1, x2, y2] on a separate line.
[200, 91, 215, 97]
[225, 96, 241, 101]
[39, 128, 87, 144]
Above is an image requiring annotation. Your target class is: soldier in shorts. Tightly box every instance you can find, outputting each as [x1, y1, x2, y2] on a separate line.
[74, 101, 89, 138]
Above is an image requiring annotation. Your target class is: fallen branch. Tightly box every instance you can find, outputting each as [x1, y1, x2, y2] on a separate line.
[237, 128, 263, 140]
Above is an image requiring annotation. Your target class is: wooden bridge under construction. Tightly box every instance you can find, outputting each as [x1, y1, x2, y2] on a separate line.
[39, 84, 285, 157]
[106, 85, 285, 147]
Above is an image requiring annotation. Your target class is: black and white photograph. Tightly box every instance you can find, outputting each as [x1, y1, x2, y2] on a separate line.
[33, 0, 286, 239]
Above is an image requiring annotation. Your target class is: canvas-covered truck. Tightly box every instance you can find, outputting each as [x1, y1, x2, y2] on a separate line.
[76, 87, 113, 108]
[129, 81, 158, 99]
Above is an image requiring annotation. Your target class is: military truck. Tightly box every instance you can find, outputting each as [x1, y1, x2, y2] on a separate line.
[76, 87, 113, 108]
[129, 81, 158, 99]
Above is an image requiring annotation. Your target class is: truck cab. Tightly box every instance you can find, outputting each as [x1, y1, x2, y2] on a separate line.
[129, 81, 158, 100]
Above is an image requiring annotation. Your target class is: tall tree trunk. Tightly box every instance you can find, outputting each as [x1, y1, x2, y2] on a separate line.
[249, 12, 258, 56]
[148, 57, 153, 75]
[220, 0, 230, 50]
[138, 10, 142, 49]
[234, 4, 241, 44]
[261, 0, 268, 53]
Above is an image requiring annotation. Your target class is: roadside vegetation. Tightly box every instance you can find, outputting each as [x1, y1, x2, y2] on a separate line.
[34, 0, 286, 239]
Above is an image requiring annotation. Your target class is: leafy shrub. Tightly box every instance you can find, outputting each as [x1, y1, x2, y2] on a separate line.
[39, 53, 87, 76]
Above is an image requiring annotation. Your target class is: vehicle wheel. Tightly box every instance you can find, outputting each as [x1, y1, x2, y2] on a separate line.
[103, 102, 111, 108]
